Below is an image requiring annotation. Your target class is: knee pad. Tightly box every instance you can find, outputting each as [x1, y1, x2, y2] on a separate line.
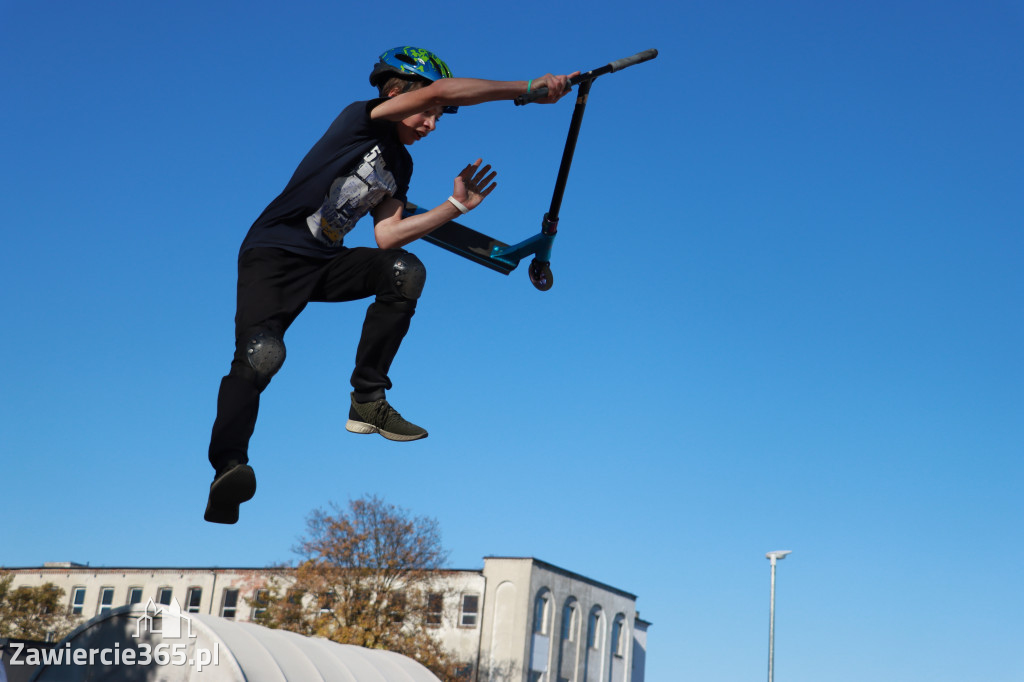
[244, 329, 285, 389]
[392, 253, 426, 300]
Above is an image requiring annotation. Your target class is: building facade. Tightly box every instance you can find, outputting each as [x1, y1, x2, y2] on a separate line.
[3, 557, 649, 682]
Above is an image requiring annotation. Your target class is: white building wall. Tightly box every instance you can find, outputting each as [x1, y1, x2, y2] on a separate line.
[630, 619, 649, 682]
[430, 571, 487, 669]
[478, 558, 533, 682]
[479, 558, 643, 682]
[3, 558, 647, 682]
[5, 565, 270, 624]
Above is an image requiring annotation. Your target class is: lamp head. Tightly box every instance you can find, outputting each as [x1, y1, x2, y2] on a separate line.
[765, 550, 793, 561]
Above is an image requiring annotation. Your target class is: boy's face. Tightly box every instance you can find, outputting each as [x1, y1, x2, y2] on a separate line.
[396, 106, 443, 145]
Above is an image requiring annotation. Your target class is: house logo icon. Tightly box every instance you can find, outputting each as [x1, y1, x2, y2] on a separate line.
[134, 598, 197, 639]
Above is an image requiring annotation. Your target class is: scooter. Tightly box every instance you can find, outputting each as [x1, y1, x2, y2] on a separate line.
[406, 48, 658, 291]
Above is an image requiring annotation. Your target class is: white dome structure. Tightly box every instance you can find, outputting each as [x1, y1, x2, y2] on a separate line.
[29, 601, 441, 681]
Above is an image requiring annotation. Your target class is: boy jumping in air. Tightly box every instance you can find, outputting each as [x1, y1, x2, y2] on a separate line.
[205, 46, 574, 523]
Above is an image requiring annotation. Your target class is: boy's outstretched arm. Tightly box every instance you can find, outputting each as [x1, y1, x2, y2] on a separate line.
[370, 72, 578, 122]
[372, 160, 497, 250]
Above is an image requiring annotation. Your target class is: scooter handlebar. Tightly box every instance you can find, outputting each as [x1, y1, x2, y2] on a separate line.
[514, 48, 658, 106]
[609, 48, 659, 72]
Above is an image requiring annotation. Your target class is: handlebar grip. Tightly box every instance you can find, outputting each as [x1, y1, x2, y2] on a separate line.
[514, 85, 550, 106]
[608, 48, 659, 73]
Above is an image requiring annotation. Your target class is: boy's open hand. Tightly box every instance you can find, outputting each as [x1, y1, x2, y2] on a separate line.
[452, 159, 498, 211]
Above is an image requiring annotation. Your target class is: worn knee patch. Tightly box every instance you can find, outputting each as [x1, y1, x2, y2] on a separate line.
[244, 329, 285, 389]
[392, 253, 426, 300]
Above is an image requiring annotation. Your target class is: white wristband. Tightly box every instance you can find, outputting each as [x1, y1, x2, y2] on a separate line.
[447, 196, 470, 215]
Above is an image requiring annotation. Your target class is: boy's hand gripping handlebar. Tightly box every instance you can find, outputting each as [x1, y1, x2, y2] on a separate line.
[514, 48, 659, 106]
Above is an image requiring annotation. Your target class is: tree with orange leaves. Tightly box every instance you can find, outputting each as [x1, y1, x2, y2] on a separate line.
[255, 495, 468, 680]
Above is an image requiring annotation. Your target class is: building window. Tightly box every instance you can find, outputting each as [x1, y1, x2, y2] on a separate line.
[587, 608, 603, 650]
[186, 587, 203, 614]
[127, 587, 143, 605]
[388, 591, 407, 624]
[318, 592, 336, 615]
[460, 594, 479, 627]
[425, 593, 443, 626]
[98, 587, 115, 614]
[534, 591, 551, 635]
[221, 589, 239, 619]
[157, 587, 173, 606]
[70, 587, 86, 615]
[562, 601, 579, 642]
[611, 615, 628, 658]
[251, 589, 269, 619]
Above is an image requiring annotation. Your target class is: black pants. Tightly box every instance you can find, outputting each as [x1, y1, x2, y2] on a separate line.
[208, 246, 419, 472]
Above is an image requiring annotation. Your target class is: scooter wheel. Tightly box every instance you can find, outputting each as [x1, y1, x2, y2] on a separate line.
[529, 260, 554, 291]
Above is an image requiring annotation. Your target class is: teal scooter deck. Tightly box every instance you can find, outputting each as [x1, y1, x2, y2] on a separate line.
[404, 201, 516, 275]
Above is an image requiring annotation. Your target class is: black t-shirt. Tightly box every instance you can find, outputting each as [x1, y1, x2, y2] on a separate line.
[240, 99, 413, 258]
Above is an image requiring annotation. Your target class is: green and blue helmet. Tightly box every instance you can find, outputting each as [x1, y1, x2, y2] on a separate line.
[370, 46, 458, 114]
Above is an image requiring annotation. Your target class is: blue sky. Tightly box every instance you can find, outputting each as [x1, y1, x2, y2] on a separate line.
[1, 1, 1021, 681]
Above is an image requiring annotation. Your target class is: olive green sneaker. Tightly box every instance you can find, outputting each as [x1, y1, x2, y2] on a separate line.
[346, 393, 428, 441]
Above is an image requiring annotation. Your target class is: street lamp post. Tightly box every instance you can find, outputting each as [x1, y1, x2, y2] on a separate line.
[765, 550, 792, 682]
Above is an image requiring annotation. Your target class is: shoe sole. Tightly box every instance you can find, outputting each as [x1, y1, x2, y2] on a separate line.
[345, 419, 427, 442]
[204, 465, 257, 524]
[204, 503, 239, 525]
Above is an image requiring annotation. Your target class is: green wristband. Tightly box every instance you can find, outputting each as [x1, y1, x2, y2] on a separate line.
[527, 79, 532, 94]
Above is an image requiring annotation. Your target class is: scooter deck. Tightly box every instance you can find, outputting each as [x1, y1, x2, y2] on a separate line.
[404, 201, 515, 275]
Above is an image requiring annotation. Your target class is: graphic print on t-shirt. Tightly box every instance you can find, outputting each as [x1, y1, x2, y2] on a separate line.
[306, 145, 397, 246]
